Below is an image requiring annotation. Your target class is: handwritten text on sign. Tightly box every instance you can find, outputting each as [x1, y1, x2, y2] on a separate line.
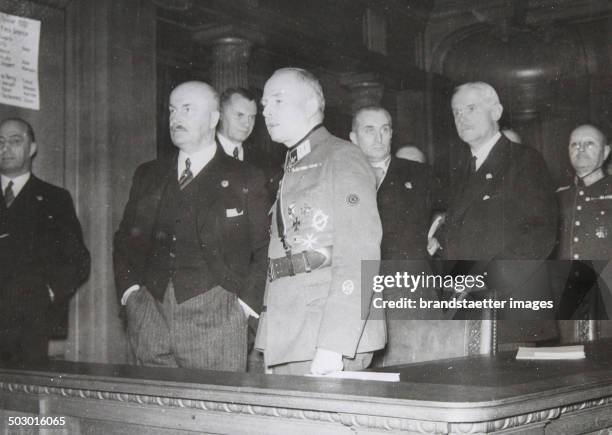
[0, 12, 41, 110]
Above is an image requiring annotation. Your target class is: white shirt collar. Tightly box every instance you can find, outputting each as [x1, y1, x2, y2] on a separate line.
[371, 156, 391, 173]
[177, 145, 216, 179]
[1, 172, 31, 198]
[217, 133, 243, 161]
[471, 132, 501, 171]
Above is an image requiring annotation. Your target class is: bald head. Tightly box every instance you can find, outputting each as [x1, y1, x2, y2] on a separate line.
[0, 118, 37, 177]
[569, 124, 610, 178]
[396, 146, 426, 164]
[169, 81, 220, 154]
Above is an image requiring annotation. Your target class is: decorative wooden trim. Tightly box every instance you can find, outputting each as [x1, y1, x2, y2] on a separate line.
[2, 380, 612, 433]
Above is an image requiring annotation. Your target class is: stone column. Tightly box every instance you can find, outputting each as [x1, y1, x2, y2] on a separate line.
[344, 78, 384, 114]
[193, 26, 264, 93]
[209, 37, 252, 93]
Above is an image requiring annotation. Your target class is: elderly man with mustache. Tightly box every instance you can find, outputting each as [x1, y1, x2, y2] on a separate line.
[114, 81, 270, 370]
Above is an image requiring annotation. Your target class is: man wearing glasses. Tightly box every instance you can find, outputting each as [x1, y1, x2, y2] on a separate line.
[0, 117, 90, 363]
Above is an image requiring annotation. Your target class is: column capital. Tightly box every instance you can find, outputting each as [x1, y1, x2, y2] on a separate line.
[341, 73, 385, 114]
[192, 24, 265, 46]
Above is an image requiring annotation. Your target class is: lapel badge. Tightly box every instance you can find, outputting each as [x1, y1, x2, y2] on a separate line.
[485, 173, 493, 180]
[482, 195, 490, 201]
[346, 193, 360, 206]
[404, 182, 413, 189]
[221, 180, 229, 188]
[596, 226, 608, 239]
[36, 195, 43, 201]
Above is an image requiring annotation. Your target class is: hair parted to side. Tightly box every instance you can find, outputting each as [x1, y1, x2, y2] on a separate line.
[0, 117, 36, 142]
[453, 81, 501, 107]
[220, 87, 256, 110]
[273, 67, 325, 116]
[351, 106, 392, 132]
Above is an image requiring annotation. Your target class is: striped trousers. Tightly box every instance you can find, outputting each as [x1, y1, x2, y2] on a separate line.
[126, 282, 248, 371]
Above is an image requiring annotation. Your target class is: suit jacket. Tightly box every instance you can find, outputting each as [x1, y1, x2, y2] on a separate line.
[221, 136, 283, 203]
[0, 176, 90, 333]
[378, 157, 438, 261]
[442, 136, 558, 336]
[255, 127, 386, 366]
[444, 136, 557, 261]
[113, 145, 270, 311]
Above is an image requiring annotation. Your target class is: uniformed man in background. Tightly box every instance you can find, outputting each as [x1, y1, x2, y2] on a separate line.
[255, 67, 385, 375]
[556, 124, 611, 319]
[558, 124, 611, 261]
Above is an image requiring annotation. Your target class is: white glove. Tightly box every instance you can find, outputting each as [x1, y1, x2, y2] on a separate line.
[310, 348, 343, 375]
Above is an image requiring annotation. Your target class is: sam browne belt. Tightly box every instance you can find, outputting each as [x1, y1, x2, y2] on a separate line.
[268, 246, 332, 281]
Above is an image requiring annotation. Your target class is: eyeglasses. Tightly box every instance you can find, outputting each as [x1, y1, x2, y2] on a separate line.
[0, 134, 26, 149]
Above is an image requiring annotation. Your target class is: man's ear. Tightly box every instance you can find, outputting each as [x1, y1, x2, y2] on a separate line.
[604, 144, 611, 161]
[491, 103, 503, 122]
[210, 110, 220, 130]
[29, 141, 37, 158]
[349, 131, 358, 146]
[305, 95, 319, 119]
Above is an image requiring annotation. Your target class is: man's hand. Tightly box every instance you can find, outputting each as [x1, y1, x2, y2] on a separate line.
[310, 348, 343, 375]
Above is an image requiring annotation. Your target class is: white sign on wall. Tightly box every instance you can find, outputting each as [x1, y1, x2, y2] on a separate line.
[0, 12, 41, 110]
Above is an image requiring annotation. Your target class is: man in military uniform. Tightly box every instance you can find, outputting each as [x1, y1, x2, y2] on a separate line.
[255, 68, 385, 375]
[556, 124, 611, 318]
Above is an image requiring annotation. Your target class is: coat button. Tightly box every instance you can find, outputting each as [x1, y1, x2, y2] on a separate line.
[573, 253, 580, 259]
[574, 237, 579, 242]
[576, 205, 582, 211]
[575, 221, 580, 226]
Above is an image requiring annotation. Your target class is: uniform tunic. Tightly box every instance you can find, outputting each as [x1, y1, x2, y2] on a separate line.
[556, 175, 612, 320]
[558, 175, 612, 260]
[255, 126, 385, 367]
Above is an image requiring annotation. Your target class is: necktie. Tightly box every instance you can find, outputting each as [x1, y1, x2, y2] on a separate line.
[232, 146, 240, 160]
[469, 156, 477, 176]
[4, 181, 14, 208]
[374, 166, 385, 188]
[179, 158, 194, 190]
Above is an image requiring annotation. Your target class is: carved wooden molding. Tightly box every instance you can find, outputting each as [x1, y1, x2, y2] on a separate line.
[2, 380, 612, 433]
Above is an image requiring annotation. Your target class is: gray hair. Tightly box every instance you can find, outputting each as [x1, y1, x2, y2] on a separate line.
[273, 67, 325, 117]
[453, 81, 501, 107]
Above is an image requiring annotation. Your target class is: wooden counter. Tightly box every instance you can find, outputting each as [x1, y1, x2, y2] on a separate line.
[1, 339, 612, 434]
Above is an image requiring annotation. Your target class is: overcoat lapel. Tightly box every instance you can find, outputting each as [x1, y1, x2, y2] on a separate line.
[449, 136, 509, 222]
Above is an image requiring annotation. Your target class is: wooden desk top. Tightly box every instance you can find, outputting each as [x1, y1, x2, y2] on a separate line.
[1, 339, 611, 431]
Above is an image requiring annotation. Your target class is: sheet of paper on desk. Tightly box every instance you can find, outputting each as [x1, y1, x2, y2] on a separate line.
[305, 371, 400, 382]
[516, 345, 585, 360]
